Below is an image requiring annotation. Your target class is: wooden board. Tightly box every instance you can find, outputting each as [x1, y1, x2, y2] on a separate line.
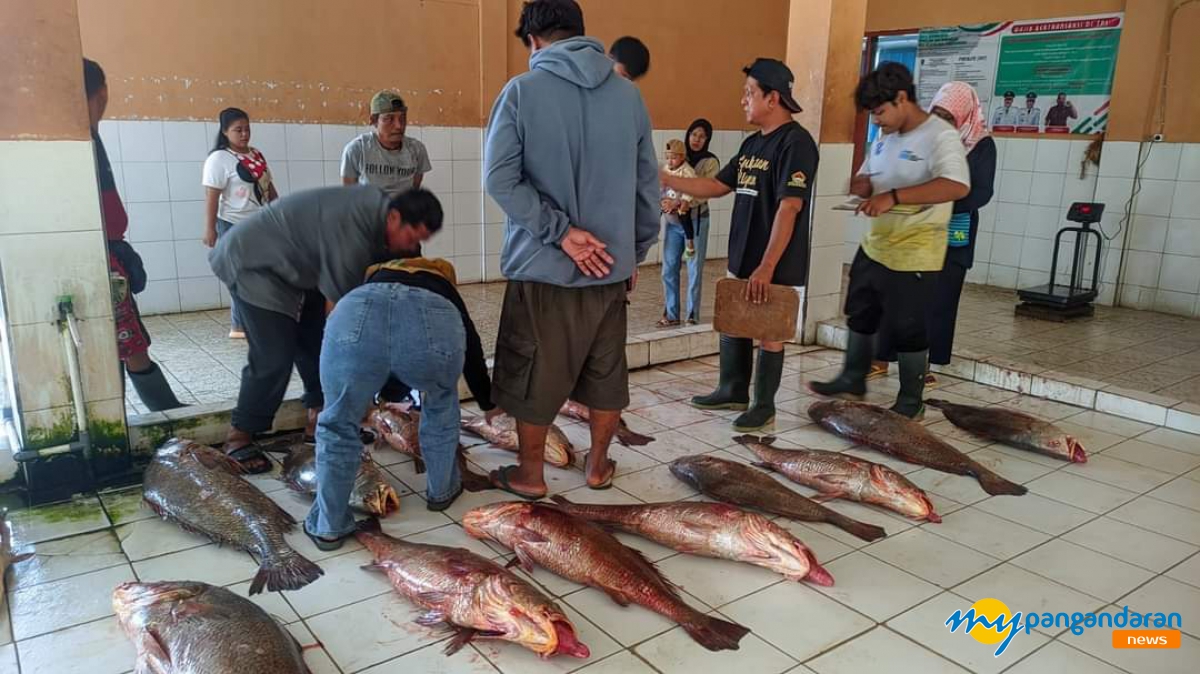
[712, 278, 800, 342]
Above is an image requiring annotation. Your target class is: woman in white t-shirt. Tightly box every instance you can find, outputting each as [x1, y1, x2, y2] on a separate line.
[202, 107, 277, 338]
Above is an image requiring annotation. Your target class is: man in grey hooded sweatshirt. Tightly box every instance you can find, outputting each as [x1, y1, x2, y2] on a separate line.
[484, 0, 659, 498]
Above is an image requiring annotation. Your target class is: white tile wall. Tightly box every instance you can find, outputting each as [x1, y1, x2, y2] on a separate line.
[99, 120, 742, 315]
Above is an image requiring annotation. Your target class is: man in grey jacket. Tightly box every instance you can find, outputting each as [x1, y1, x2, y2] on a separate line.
[484, 0, 659, 498]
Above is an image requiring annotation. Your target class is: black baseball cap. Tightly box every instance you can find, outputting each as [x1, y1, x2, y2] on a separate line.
[743, 58, 803, 113]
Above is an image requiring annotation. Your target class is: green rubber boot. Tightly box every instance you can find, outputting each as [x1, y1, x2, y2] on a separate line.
[733, 349, 784, 432]
[890, 350, 928, 419]
[807, 330, 873, 399]
[692, 336, 753, 411]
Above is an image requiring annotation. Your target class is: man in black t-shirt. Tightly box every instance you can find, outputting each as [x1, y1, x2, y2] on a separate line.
[661, 58, 818, 433]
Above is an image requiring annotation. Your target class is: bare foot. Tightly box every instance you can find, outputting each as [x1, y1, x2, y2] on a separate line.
[490, 465, 547, 499]
[585, 455, 616, 489]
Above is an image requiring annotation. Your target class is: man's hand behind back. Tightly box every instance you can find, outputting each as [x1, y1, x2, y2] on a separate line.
[562, 226, 614, 278]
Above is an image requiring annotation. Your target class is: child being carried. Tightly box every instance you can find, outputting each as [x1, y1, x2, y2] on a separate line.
[662, 139, 698, 260]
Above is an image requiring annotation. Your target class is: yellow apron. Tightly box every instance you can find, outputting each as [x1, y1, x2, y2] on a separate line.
[860, 202, 952, 272]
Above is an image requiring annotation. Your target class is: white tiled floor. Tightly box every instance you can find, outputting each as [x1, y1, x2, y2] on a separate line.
[8, 352, 1200, 673]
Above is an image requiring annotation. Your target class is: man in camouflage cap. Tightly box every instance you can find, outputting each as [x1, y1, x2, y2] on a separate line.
[341, 90, 432, 197]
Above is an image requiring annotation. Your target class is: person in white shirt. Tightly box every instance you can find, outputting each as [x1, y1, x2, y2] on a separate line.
[809, 63, 969, 418]
[341, 91, 432, 197]
[202, 107, 278, 339]
[1016, 91, 1041, 128]
[991, 91, 1019, 127]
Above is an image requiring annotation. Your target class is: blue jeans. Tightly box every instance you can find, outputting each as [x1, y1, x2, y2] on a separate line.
[661, 219, 686, 321]
[215, 219, 243, 330]
[687, 208, 710, 321]
[305, 284, 465, 538]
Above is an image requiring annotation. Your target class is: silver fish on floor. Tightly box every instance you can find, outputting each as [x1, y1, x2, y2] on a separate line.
[462, 414, 576, 468]
[281, 444, 401, 516]
[925, 399, 1087, 463]
[143, 439, 323, 594]
[734, 435, 941, 522]
[114, 581, 312, 673]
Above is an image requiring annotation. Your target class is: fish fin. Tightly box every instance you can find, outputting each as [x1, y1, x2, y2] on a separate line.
[134, 628, 172, 674]
[360, 563, 388, 574]
[442, 626, 478, 655]
[504, 556, 522, 570]
[732, 434, 760, 446]
[679, 613, 750, 652]
[761, 436, 778, 445]
[602, 588, 632, 607]
[414, 604, 448, 626]
[510, 545, 538, 573]
[616, 425, 655, 447]
[923, 398, 950, 410]
[826, 511, 887, 542]
[808, 491, 845, 503]
[548, 494, 574, 506]
[750, 461, 777, 473]
[975, 469, 1028, 496]
[251, 551, 324, 595]
[413, 455, 427, 474]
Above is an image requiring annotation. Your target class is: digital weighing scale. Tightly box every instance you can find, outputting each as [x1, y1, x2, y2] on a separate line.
[1015, 201, 1105, 321]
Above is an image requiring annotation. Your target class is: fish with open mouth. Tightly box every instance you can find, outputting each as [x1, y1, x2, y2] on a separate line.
[355, 517, 590, 659]
[669, 455, 887, 542]
[735, 435, 941, 522]
[808, 400, 1028, 496]
[925, 399, 1087, 463]
[281, 445, 401, 516]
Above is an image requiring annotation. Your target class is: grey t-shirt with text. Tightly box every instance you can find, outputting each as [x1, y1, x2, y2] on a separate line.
[340, 132, 432, 197]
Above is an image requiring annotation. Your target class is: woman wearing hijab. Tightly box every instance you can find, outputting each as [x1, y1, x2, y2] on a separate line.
[872, 81, 996, 383]
[680, 119, 720, 324]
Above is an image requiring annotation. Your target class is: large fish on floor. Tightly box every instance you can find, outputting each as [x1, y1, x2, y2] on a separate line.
[462, 414, 576, 468]
[370, 404, 492, 491]
[808, 400, 1028, 497]
[143, 439, 323, 594]
[463, 502, 750, 652]
[281, 445, 401, 516]
[925, 399, 1087, 463]
[669, 455, 887, 542]
[734, 435, 941, 522]
[549, 495, 833, 585]
[114, 581, 311, 673]
[558, 400, 655, 447]
[355, 518, 590, 659]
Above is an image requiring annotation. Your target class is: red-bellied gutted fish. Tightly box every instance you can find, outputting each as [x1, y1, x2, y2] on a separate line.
[463, 501, 750, 651]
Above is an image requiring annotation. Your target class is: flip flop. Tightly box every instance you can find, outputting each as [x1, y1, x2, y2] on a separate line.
[303, 523, 348, 552]
[225, 443, 272, 475]
[490, 465, 545, 501]
[587, 459, 616, 490]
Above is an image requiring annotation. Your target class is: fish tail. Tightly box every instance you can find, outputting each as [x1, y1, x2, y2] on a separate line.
[679, 612, 750, 652]
[616, 427, 655, 447]
[977, 470, 1028, 496]
[251, 550, 324, 595]
[827, 512, 887, 542]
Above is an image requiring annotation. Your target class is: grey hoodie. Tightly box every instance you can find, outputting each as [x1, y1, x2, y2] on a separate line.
[484, 37, 659, 287]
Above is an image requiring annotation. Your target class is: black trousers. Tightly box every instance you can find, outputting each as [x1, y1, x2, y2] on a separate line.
[876, 260, 967, 365]
[845, 248, 939, 354]
[232, 290, 326, 434]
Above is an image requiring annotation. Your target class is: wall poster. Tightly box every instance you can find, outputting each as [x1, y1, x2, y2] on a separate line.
[916, 14, 1123, 135]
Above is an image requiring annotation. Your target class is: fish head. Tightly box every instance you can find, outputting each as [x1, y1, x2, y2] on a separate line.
[544, 426, 577, 468]
[479, 576, 590, 658]
[1042, 435, 1087, 463]
[806, 400, 837, 423]
[113, 581, 206, 629]
[461, 502, 533, 542]
[1066, 436, 1087, 463]
[357, 481, 401, 516]
[868, 465, 940, 522]
[741, 515, 833, 585]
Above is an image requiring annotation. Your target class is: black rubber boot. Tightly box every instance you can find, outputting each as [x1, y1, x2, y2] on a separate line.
[691, 336, 753, 411]
[808, 330, 873, 399]
[733, 349, 784, 432]
[128, 362, 185, 412]
[891, 350, 928, 419]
